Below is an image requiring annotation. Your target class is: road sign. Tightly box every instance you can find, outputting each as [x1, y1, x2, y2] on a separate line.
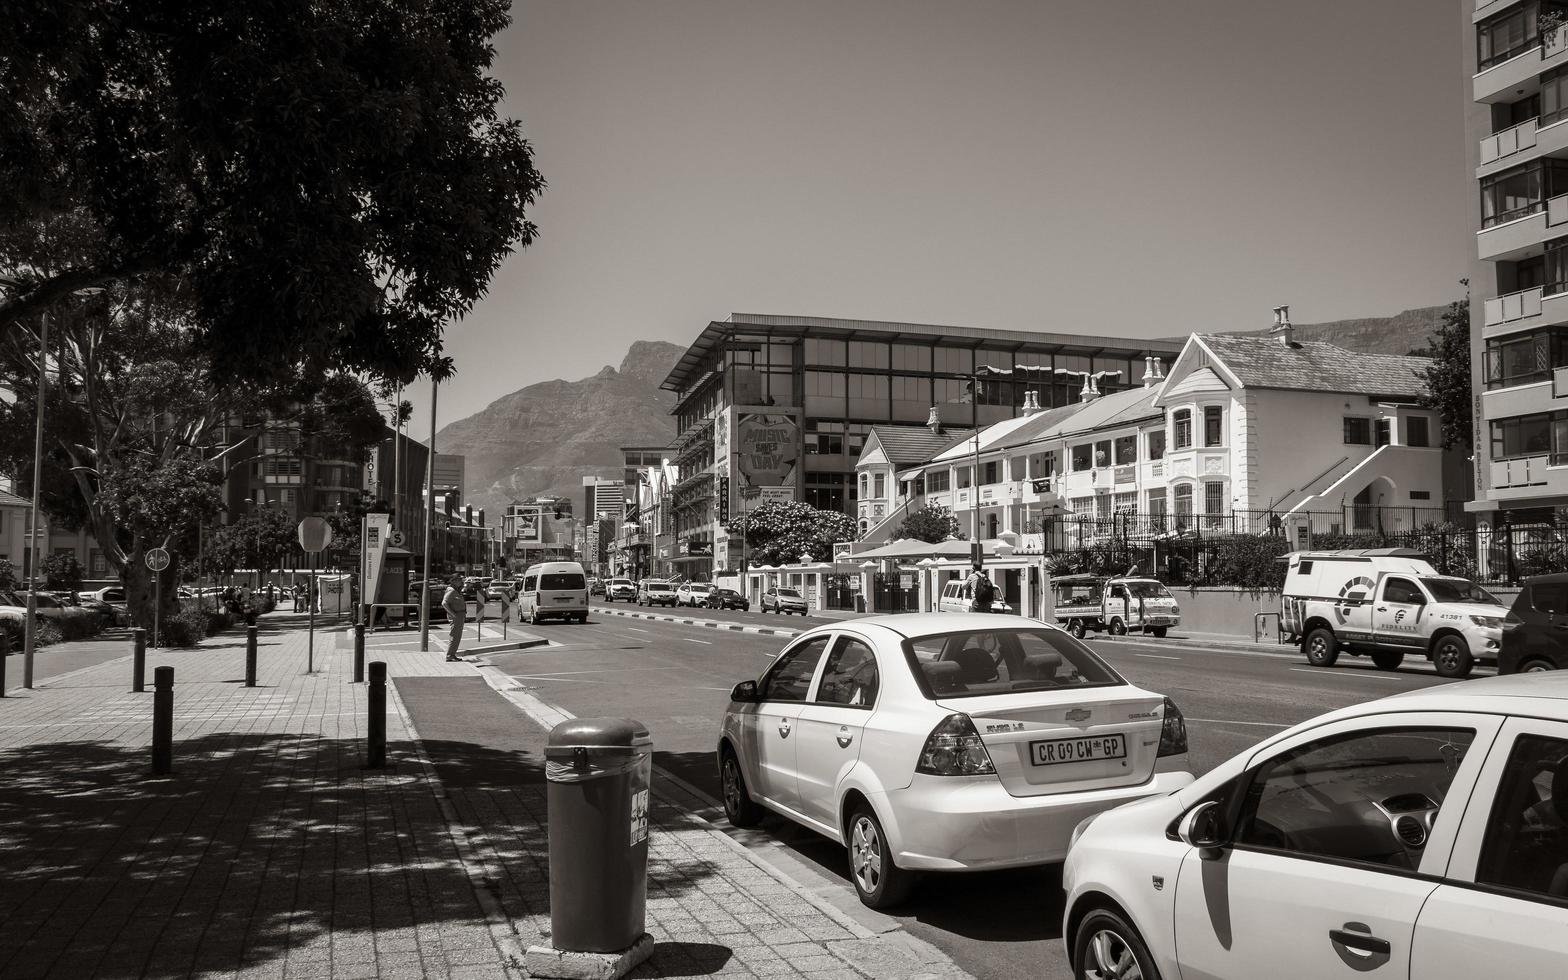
[145, 547, 170, 572]
[298, 517, 333, 553]
[389, 529, 405, 547]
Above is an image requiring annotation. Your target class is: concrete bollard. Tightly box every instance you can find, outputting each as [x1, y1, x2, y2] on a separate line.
[353, 624, 365, 684]
[0, 627, 8, 697]
[152, 666, 173, 775]
[245, 627, 258, 687]
[132, 628, 147, 693]
[366, 661, 386, 769]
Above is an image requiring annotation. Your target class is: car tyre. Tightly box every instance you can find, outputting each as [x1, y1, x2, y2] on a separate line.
[1304, 627, 1339, 667]
[1371, 649, 1404, 671]
[846, 804, 913, 909]
[1109, 618, 1127, 636]
[1073, 907, 1163, 980]
[1520, 657, 1557, 673]
[720, 750, 765, 828]
[1433, 635, 1474, 679]
[1151, 627, 1168, 638]
[1067, 619, 1086, 640]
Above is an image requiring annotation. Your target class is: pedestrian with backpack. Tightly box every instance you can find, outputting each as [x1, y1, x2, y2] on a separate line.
[966, 564, 996, 613]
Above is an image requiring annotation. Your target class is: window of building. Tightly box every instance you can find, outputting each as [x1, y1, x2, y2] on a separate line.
[982, 461, 998, 485]
[1114, 491, 1137, 513]
[926, 469, 949, 492]
[1480, 158, 1568, 228]
[1343, 417, 1372, 445]
[1490, 411, 1558, 460]
[957, 465, 973, 489]
[805, 421, 845, 456]
[1173, 410, 1193, 450]
[1113, 435, 1137, 465]
[1484, 327, 1568, 389]
[873, 473, 885, 498]
[933, 346, 973, 375]
[1174, 484, 1193, 518]
[1375, 419, 1392, 448]
[859, 473, 868, 497]
[1204, 481, 1225, 517]
[1093, 440, 1111, 468]
[805, 338, 846, 366]
[1410, 490, 1432, 501]
[1147, 488, 1167, 517]
[1479, 2, 1568, 70]
[1071, 496, 1094, 516]
[1071, 443, 1093, 472]
[88, 549, 109, 577]
[1544, 65, 1568, 131]
[1203, 406, 1223, 447]
[1407, 416, 1431, 448]
[847, 341, 889, 369]
[891, 343, 931, 372]
[1147, 429, 1166, 461]
[1094, 494, 1110, 519]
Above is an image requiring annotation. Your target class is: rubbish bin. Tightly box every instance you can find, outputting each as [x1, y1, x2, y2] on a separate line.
[544, 717, 653, 953]
[855, 594, 866, 613]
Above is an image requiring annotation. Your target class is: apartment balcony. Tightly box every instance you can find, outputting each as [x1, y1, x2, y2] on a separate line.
[1489, 454, 1568, 498]
[1557, 365, 1568, 396]
[1484, 284, 1546, 331]
[1475, 27, 1568, 103]
[1474, 0, 1523, 18]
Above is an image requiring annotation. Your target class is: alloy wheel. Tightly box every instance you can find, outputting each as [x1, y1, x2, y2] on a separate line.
[1084, 929, 1144, 980]
[722, 759, 742, 814]
[850, 815, 882, 895]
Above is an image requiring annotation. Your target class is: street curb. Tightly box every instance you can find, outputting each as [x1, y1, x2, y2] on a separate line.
[386, 676, 530, 977]
[1093, 631, 1298, 657]
[468, 669, 903, 952]
[463, 636, 550, 656]
[597, 607, 802, 638]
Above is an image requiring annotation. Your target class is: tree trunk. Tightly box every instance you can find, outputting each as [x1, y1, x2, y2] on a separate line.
[124, 552, 182, 629]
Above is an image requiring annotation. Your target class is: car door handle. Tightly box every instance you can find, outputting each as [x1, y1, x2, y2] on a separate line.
[777, 719, 791, 738]
[836, 725, 853, 748]
[1376, 606, 1388, 612]
[1329, 927, 1391, 957]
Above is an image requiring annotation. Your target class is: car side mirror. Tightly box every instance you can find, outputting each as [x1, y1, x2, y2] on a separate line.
[1177, 800, 1229, 856]
[730, 680, 759, 704]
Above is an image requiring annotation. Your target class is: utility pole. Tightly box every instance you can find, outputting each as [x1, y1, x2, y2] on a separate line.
[419, 381, 437, 652]
[22, 310, 49, 689]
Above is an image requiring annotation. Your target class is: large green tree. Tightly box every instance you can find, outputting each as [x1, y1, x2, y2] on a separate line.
[893, 504, 962, 544]
[0, 0, 543, 385]
[1418, 289, 1472, 451]
[727, 501, 858, 567]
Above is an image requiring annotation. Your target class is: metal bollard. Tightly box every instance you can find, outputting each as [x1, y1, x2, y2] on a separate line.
[132, 628, 147, 693]
[366, 661, 386, 769]
[0, 627, 9, 697]
[245, 627, 258, 687]
[353, 624, 365, 684]
[152, 666, 173, 775]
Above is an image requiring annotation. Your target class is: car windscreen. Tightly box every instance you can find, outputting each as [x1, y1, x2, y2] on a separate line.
[1421, 577, 1499, 604]
[902, 627, 1124, 699]
[540, 573, 586, 591]
[646, 583, 674, 592]
[610, 580, 632, 587]
[778, 588, 801, 598]
[1124, 581, 1172, 599]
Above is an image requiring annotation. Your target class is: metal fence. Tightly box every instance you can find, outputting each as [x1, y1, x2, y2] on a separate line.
[1040, 511, 1567, 588]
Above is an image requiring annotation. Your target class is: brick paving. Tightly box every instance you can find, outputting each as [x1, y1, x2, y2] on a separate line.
[0, 614, 968, 980]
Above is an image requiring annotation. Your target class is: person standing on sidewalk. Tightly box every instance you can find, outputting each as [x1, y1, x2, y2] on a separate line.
[443, 573, 469, 662]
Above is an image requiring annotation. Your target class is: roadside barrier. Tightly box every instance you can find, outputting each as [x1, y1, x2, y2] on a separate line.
[366, 661, 386, 769]
[152, 666, 173, 775]
[353, 624, 365, 683]
[132, 628, 147, 693]
[245, 627, 258, 687]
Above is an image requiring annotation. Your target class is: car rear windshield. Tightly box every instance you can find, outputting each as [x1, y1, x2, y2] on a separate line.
[610, 579, 632, 586]
[1421, 577, 1498, 604]
[690, 584, 713, 591]
[902, 628, 1124, 699]
[540, 574, 586, 591]
[647, 583, 673, 592]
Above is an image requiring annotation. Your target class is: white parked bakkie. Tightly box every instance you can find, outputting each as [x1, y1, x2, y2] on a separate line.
[1281, 548, 1515, 678]
[717, 614, 1193, 908]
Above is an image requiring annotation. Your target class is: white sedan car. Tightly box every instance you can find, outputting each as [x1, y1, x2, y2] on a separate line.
[1062, 673, 1568, 980]
[676, 583, 714, 607]
[717, 613, 1194, 908]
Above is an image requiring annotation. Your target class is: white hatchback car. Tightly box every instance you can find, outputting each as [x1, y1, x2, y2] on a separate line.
[718, 614, 1194, 908]
[1062, 673, 1568, 980]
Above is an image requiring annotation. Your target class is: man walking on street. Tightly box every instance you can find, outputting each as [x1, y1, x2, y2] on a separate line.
[966, 563, 995, 613]
[443, 573, 468, 662]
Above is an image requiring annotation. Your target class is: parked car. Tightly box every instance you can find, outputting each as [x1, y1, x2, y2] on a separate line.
[706, 587, 750, 611]
[1500, 573, 1568, 673]
[761, 586, 808, 615]
[516, 561, 590, 624]
[1281, 548, 1515, 678]
[676, 583, 716, 607]
[637, 580, 678, 607]
[935, 579, 1014, 615]
[487, 580, 518, 602]
[1049, 574, 1179, 637]
[719, 614, 1193, 908]
[604, 578, 638, 602]
[1063, 673, 1568, 979]
[589, 578, 605, 596]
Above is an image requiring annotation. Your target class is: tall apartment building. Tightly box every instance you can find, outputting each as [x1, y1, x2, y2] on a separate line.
[433, 454, 466, 504]
[1464, 0, 1568, 521]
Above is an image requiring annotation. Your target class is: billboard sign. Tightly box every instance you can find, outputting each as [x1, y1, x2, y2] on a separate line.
[734, 413, 799, 490]
[515, 506, 542, 544]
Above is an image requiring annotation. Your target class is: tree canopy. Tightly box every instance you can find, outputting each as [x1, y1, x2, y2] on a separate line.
[1418, 290, 1472, 451]
[0, 0, 544, 385]
[727, 500, 857, 567]
[893, 504, 962, 544]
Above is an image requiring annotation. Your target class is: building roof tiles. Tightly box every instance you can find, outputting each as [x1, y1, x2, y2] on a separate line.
[1195, 334, 1431, 399]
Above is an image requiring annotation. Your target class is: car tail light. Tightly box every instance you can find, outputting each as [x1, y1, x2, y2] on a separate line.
[916, 713, 996, 776]
[1158, 697, 1188, 757]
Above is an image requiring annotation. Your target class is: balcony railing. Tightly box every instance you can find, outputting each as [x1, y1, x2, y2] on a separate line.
[1484, 285, 1545, 326]
[1556, 365, 1568, 396]
[1481, 117, 1539, 165]
[1492, 454, 1551, 488]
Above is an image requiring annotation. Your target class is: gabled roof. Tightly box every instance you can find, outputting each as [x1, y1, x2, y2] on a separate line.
[0, 488, 31, 508]
[1191, 334, 1431, 400]
[985, 403, 1087, 451]
[865, 425, 976, 466]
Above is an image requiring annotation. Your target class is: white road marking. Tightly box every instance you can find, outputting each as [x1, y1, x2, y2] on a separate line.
[1133, 653, 1181, 661]
[516, 666, 680, 678]
[1289, 667, 1409, 682]
[626, 627, 649, 632]
[685, 638, 713, 645]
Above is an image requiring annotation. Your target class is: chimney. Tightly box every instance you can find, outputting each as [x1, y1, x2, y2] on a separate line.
[1079, 375, 1096, 403]
[1021, 389, 1041, 416]
[1155, 357, 1165, 379]
[926, 405, 943, 435]
[1270, 305, 1294, 347]
[1141, 356, 1158, 388]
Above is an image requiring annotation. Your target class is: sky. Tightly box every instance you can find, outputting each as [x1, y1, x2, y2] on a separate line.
[411, 0, 1472, 432]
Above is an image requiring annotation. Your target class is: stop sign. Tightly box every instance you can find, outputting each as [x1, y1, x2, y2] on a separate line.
[298, 516, 333, 553]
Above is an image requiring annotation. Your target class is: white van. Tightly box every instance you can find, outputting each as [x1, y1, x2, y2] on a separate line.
[1281, 548, 1515, 678]
[936, 578, 1013, 614]
[517, 561, 590, 625]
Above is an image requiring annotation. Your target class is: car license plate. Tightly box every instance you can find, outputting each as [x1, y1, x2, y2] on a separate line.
[1030, 734, 1127, 766]
[553, 597, 573, 603]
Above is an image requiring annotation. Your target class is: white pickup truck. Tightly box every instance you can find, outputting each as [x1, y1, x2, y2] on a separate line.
[1051, 574, 1181, 639]
[1281, 548, 1516, 679]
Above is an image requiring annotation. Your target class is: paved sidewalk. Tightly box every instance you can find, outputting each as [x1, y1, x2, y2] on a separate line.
[0, 616, 970, 980]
